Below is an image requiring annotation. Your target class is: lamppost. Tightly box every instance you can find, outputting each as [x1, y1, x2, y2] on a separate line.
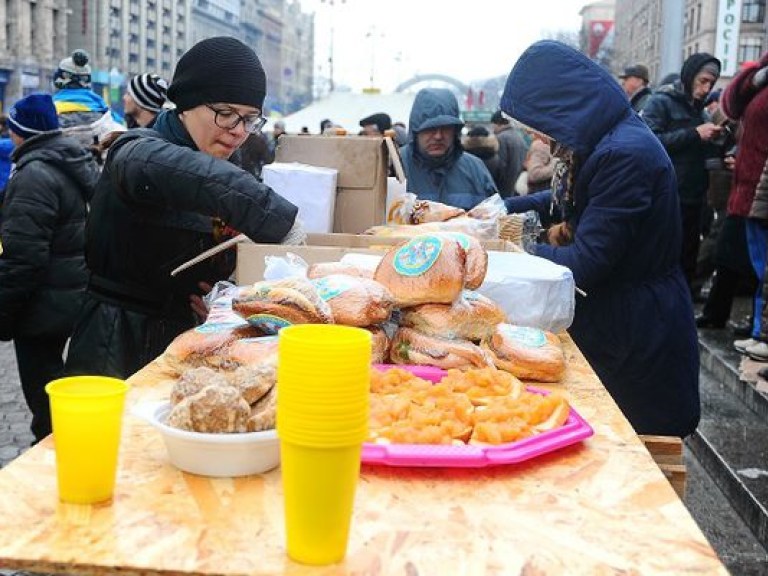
[320, 0, 345, 93]
[365, 25, 385, 91]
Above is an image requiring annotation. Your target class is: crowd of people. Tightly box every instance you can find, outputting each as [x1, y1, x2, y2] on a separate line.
[0, 34, 767, 444]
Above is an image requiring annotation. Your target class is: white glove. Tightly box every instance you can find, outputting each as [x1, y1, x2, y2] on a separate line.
[280, 217, 307, 246]
[753, 66, 768, 89]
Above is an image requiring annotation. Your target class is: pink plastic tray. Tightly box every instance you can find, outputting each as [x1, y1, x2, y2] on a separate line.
[363, 364, 594, 468]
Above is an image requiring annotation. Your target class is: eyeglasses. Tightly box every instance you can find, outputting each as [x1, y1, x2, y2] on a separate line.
[205, 104, 267, 134]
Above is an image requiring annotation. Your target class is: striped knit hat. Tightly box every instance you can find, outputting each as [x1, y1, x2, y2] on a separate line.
[127, 73, 169, 112]
[8, 93, 59, 139]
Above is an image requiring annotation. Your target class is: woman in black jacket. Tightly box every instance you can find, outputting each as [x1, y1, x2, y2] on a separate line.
[0, 93, 99, 441]
[65, 37, 300, 379]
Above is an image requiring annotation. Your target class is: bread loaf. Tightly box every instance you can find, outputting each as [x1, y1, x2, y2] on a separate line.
[482, 324, 565, 382]
[164, 325, 241, 374]
[389, 327, 493, 370]
[307, 262, 373, 279]
[400, 290, 505, 341]
[312, 275, 394, 327]
[374, 235, 466, 307]
[368, 325, 390, 364]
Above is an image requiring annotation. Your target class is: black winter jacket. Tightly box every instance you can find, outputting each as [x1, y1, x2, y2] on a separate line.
[0, 132, 98, 340]
[641, 54, 721, 205]
[66, 111, 298, 378]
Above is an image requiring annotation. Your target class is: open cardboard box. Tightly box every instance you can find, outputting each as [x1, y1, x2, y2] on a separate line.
[274, 135, 389, 234]
[236, 233, 516, 284]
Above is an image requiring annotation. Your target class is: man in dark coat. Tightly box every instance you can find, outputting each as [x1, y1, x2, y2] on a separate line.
[501, 41, 700, 437]
[641, 53, 723, 296]
[65, 37, 300, 379]
[400, 88, 497, 210]
[0, 93, 99, 441]
[619, 64, 653, 112]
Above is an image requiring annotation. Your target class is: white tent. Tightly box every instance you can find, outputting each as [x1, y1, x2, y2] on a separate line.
[272, 91, 416, 135]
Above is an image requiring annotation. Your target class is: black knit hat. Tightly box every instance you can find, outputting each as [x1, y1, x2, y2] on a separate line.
[168, 36, 267, 112]
[359, 112, 392, 133]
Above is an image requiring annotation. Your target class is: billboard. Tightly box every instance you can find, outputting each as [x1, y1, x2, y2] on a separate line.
[587, 20, 614, 59]
[715, 0, 742, 76]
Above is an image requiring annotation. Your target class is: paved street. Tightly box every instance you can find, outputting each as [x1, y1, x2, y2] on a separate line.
[0, 341, 34, 468]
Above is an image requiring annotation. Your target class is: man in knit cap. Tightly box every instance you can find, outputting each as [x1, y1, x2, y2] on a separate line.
[66, 36, 302, 379]
[641, 53, 723, 298]
[0, 93, 99, 441]
[123, 73, 169, 128]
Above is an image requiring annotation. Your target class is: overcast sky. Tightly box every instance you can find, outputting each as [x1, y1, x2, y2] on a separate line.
[301, 0, 587, 92]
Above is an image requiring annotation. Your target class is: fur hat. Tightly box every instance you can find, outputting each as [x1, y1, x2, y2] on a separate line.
[8, 93, 59, 138]
[619, 64, 650, 82]
[127, 73, 169, 112]
[54, 50, 92, 90]
[168, 37, 266, 112]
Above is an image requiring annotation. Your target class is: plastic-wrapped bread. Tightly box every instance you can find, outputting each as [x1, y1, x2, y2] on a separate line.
[368, 325, 390, 364]
[312, 275, 394, 327]
[163, 326, 241, 374]
[307, 261, 373, 279]
[481, 324, 565, 383]
[400, 291, 506, 341]
[389, 327, 493, 370]
[374, 234, 466, 307]
[232, 277, 333, 332]
[435, 232, 488, 290]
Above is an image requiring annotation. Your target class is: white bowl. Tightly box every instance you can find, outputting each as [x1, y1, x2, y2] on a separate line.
[134, 401, 280, 477]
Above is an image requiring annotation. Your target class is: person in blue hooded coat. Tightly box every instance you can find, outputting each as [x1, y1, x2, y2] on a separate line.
[500, 41, 700, 437]
[400, 88, 497, 210]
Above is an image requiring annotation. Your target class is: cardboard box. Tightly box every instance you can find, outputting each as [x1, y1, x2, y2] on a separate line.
[236, 233, 515, 284]
[275, 135, 388, 234]
[261, 163, 338, 233]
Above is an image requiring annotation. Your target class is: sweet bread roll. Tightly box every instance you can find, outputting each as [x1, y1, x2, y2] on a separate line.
[412, 199, 466, 224]
[482, 324, 565, 383]
[312, 275, 394, 327]
[170, 366, 230, 406]
[389, 327, 493, 370]
[227, 364, 276, 405]
[164, 326, 241, 374]
[374, 235, 466, 307]
[247, 385, 277, 432]
[435, 232, 488, 290]
[232, 277, 333, 332]
[307, 262, 373, 279]
[400, 290, 505, 341]
[219, 337, 278, 370]
[368, 325, 390, 364]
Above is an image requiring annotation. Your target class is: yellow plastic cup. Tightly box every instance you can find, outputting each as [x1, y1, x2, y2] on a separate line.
[45, 376, 129, 504]
[281, 441, 362, 565]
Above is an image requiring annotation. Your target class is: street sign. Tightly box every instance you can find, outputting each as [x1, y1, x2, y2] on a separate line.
[461, 110, 493, 123]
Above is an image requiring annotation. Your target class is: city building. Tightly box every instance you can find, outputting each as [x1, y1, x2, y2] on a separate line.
[0, 0, 313, 115]
[614, 0, 767, 86]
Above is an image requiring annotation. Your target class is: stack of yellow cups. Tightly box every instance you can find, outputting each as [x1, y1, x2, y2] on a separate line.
[277, 324, 371, 565]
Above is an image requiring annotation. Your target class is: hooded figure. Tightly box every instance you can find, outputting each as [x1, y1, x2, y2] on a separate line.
[641, 53, 722, 293]
[400, 88, 497, 210]
[500, 41, 700, 437]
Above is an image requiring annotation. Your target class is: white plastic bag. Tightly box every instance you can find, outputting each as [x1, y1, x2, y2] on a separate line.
[477, 251, 574, 333]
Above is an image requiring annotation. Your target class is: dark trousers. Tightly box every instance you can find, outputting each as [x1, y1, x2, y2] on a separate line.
[681, 203, 704, 293]
[13, 334, 68, 442]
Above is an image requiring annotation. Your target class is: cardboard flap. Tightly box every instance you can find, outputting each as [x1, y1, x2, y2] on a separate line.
[275, 135, 387, 190]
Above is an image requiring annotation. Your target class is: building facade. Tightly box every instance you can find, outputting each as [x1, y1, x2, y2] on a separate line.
[0, 0, 313, 115]
[614, 0, 767, 85]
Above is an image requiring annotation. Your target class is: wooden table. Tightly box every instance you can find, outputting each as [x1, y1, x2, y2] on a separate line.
[0, 336, 727, 575]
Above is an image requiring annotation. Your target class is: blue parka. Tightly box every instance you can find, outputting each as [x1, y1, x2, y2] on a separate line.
[400, 88, 497, 210]
[501, 41, 700, 437]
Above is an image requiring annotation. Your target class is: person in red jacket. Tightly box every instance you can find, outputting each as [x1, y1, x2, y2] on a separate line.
[722, 53, 768, 356]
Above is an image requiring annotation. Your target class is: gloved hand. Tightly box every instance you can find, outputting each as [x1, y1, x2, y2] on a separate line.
[280, 217, 307, 246]
[753, 66, 768, 89]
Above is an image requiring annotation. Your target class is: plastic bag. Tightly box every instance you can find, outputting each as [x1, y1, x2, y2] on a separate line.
[467, 193, 507, 221]
[366, 217, 499, 241]
[263, 252, 310, 281]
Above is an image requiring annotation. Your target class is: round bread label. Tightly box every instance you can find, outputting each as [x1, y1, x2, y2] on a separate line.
[194, 321, 246, 334]
[313, 276, 354, 301]
[500, 325, 546, 347]
[462, 289, 481, 302]
[245, 314, 292, 335]
[393, 236, 443, 277]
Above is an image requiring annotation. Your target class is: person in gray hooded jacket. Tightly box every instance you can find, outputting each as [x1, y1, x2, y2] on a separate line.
[400, 88, 497, 210]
